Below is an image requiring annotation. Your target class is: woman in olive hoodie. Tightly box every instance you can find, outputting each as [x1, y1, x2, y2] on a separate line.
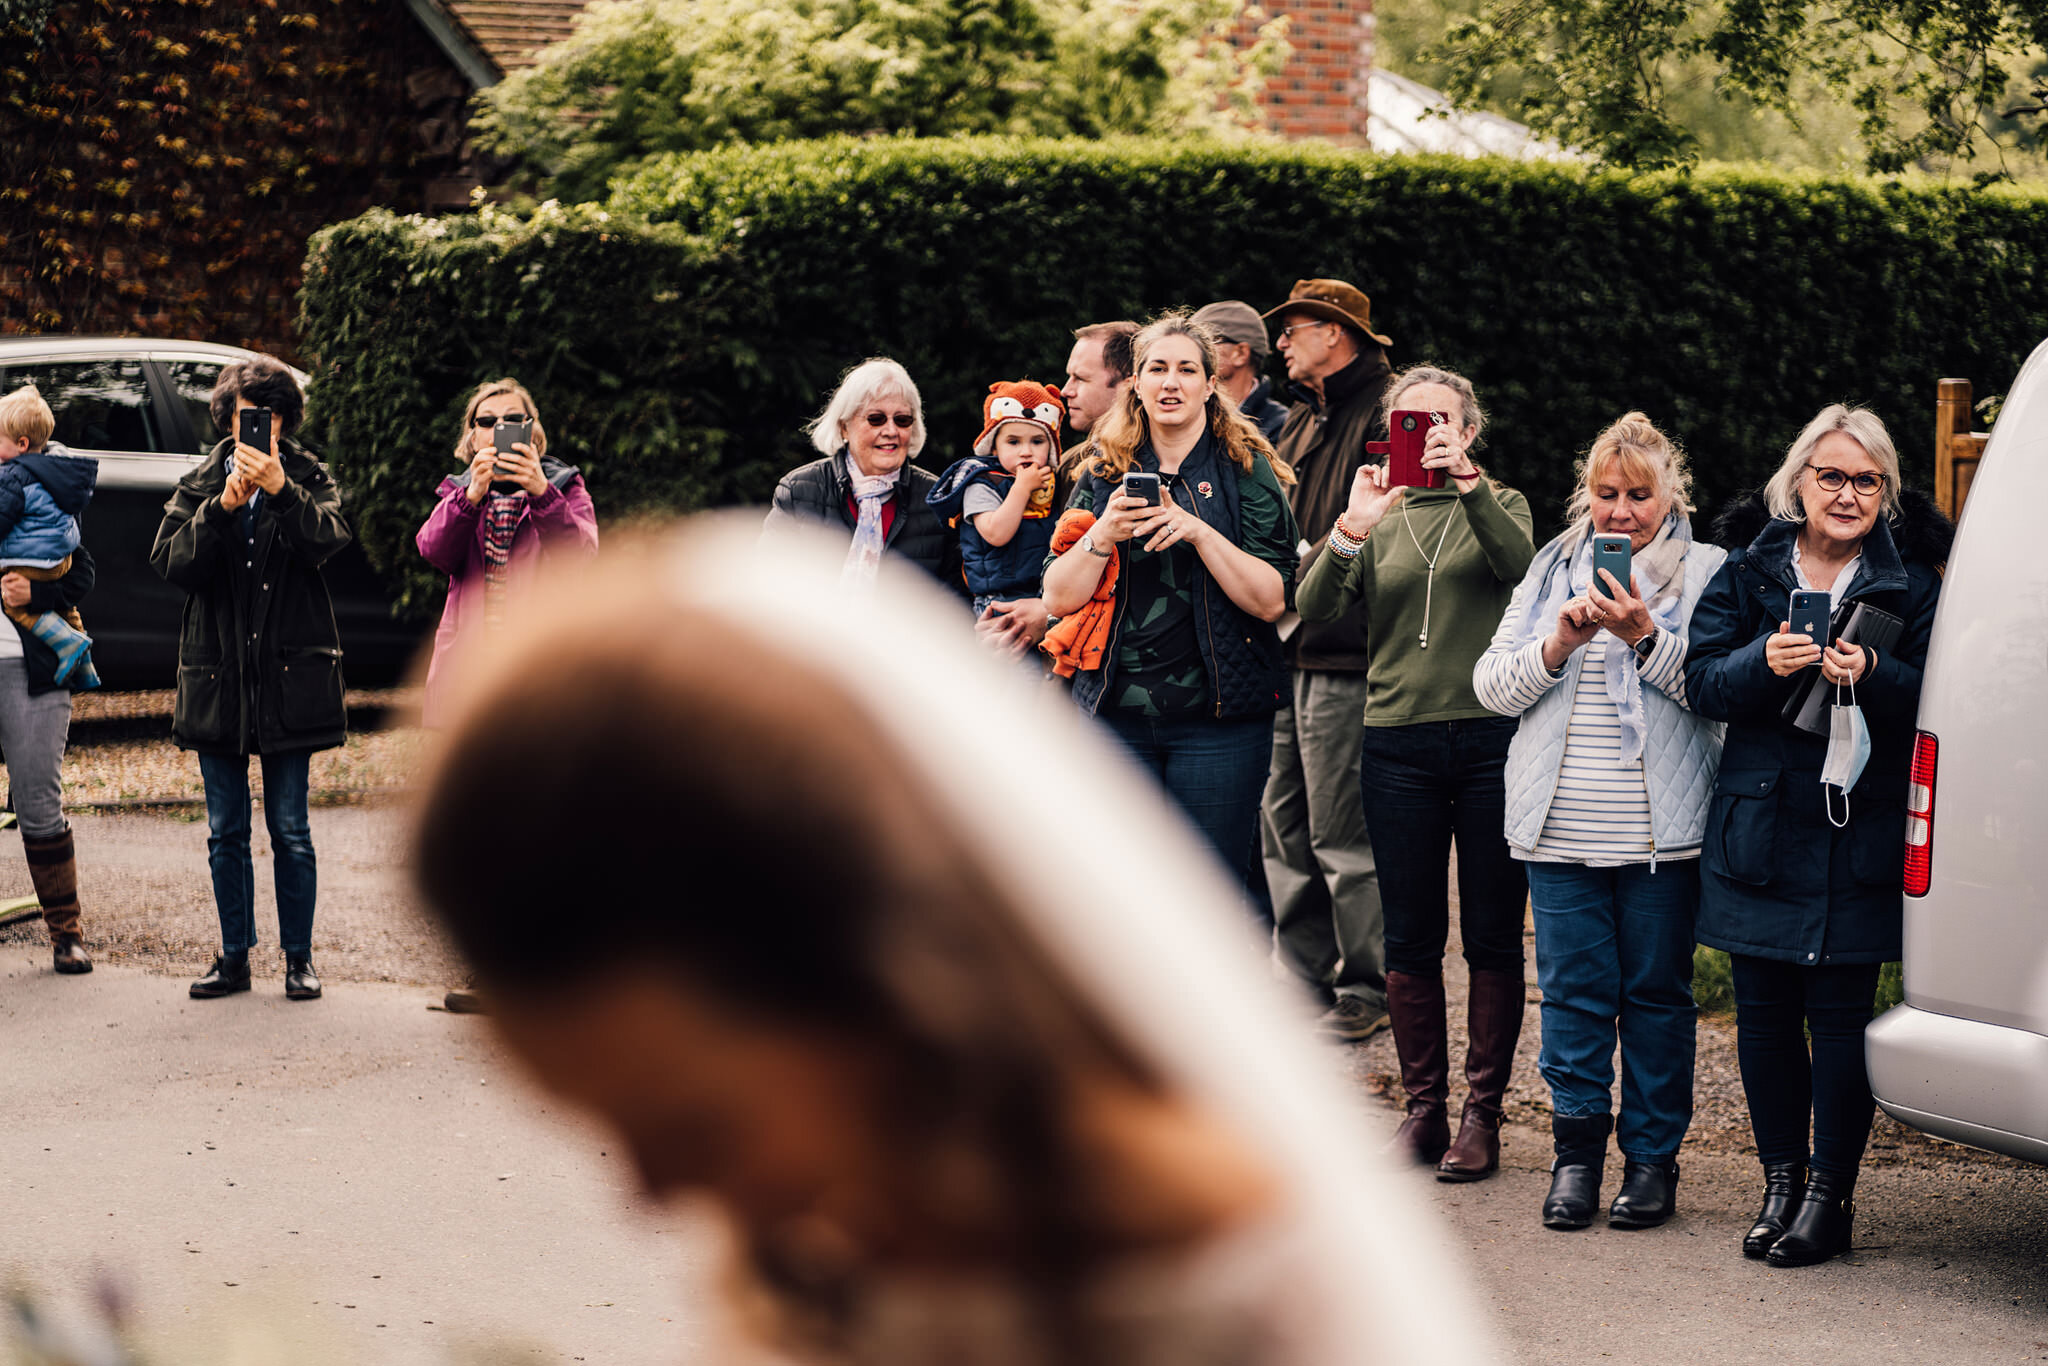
[150, 356, 352, 1003]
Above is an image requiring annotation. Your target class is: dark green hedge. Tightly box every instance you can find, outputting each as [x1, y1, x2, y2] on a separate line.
[302, 139, 2048, 610]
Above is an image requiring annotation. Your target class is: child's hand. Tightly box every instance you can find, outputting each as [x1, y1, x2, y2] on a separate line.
[0, 573, 28, 611]
[1010, 462, 1051, 500]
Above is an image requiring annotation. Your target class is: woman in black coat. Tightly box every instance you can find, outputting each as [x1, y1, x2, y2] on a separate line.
[1685, 404, 1949, 1268]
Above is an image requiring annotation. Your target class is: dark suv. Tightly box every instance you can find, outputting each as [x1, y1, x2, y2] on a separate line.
[0, 337, 420, 688]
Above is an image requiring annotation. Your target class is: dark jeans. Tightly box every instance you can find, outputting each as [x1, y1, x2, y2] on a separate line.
[1358, 717, 1525, 976]
[1528, 860, 1699, 1162]
[1729, 954, 1882, 1178]
[1103, 710, 1273, 918]
[199, 750, 317, 957]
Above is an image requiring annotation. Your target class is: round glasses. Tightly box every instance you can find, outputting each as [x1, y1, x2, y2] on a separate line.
[1807, 464, 1885, 497]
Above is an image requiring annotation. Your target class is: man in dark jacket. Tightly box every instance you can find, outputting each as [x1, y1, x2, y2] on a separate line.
[1192, 301, 1288, 443]
[1258, 278, 1397, 1041]
[150, 356, 351, 1004]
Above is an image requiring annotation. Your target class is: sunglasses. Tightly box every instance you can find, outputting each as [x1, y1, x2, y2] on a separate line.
[473, 412, 531, 427]
[1277, 321, 1336, 339]
[1807, 464, 1885, 497]
[863, 411, 916, 429]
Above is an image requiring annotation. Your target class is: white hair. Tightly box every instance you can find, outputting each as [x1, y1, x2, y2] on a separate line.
[1763, 404, 1902, 522]
[806, 358, 926, 459]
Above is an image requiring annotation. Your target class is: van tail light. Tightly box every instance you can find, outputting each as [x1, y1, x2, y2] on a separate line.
[1904, 730, 1937, 897]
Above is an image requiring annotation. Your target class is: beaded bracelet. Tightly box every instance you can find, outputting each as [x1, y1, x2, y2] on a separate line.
[1328, 516, 1368, 559]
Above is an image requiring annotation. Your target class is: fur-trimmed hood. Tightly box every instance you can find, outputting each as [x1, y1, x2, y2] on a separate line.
[1710, 485, 1954, 569]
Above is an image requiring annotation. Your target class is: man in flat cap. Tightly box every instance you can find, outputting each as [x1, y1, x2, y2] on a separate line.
[1191, 300, 1288, 444]
[1260, 278, 1397, 1042]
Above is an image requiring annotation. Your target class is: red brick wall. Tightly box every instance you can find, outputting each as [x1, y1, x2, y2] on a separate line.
[1258, 1, 1374, 143]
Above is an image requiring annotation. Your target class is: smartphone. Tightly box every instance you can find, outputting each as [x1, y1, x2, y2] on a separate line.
[1788, 590, 1832, 644]
[237, 406, 273, 451]
[1364, 410, 1447, 490]
[1590, 534, 1631, 599]
[1122, 471, 1161, 507]
[492, 417, 532, 454]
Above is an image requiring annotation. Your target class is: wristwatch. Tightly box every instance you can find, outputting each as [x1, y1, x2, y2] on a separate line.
[1632, 629, 1658, 661]
[1080, 531, 1112, 558]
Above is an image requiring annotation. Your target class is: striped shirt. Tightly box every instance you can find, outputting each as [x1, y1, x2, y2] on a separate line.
[1480, 629, 1700, 866]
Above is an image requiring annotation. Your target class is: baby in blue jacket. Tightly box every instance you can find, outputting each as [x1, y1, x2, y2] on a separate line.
[0, 386, 100, 688]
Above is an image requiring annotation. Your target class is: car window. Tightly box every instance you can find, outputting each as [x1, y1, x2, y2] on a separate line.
[160, 359, 227, 452]
[0, 358, 162, 453]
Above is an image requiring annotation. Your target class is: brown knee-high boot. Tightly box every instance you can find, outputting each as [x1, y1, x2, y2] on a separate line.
[1439, 967, 1525, 1180]
[1386, 968, 1451, 1165]
[25, 826, 91, 975]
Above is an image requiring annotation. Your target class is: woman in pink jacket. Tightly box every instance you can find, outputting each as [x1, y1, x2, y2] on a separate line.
[417, 379, 599, 729]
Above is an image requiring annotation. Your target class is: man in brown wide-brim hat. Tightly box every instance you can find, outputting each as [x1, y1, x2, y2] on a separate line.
[1259, 277, 1395, 1045]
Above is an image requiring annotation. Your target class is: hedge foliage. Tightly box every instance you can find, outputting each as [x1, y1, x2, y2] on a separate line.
[301, 138, 2048, 608]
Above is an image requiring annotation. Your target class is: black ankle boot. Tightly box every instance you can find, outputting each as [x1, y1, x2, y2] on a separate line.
[1608, 1159, 1679, 1229]
[1766, 1168, 1855, 1267]
[1542, 1114, 1612, 1230]
[190, 951, 251, 999]
[1742, 1162, 1807, 1258]
[285, 954, 322, 1001]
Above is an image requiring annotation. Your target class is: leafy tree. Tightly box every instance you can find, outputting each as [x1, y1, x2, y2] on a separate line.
[473, 0, 1289, 202]
[1422, 0, 2048, 176]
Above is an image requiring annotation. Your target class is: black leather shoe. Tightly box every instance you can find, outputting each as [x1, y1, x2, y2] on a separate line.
[1742, 1162, 1807, 1258]
[1608, 1159, 1679, 1229]
[51, 933, 92, 974]
[285, 955, 322, 1001]
[190, 952, 251, 999]
[1543, 1161, 1603, 1230]
[1766, 1169, 1854, 1267]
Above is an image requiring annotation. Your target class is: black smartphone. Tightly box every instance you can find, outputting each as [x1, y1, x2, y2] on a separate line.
[492, 417, 532, 454]
[1590, 534, 1631, 599]
[237, 406, 273, 451]
[1122, 471, 1161, 508]
[1788, 590, 1832, 643]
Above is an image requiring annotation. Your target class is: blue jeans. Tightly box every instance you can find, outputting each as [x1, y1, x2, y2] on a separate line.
[1730, 954, 1882, 1178]
[1101, 711, 1273, 919]
[1357, 717, 1525, 976]
[1528, 860, 1699, 1162]
[198, 751, 317, 957]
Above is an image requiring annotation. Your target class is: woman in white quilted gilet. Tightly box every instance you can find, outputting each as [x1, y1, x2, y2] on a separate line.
[1472, 413, 1726, 1235]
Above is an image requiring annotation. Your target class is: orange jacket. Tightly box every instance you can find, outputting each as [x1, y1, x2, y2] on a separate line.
[1039, 509, 1118, 679]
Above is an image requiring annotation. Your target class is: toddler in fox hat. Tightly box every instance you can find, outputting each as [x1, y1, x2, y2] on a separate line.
[926, 380, 1066, 617]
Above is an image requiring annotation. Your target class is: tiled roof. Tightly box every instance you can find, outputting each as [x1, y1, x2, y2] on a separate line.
[445, 0, 596, 74]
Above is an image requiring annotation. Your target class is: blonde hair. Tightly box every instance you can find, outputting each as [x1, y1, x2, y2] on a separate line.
[1763, 403, 1902, 523]
[807, 358, 927, 459]
[455, 379, 548, 464]
[1565, 411, 1693, 531]
[1090, 312, 1295, 486]
[0, 385, 56, 448]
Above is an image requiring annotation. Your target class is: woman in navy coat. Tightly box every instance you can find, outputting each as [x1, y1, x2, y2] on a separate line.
[1685, 405, 1948, 1268]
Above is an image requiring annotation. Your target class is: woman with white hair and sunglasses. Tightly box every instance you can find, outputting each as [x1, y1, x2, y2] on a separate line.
[766, 358, 961, 589]
[1685, 404, 1950, 1269]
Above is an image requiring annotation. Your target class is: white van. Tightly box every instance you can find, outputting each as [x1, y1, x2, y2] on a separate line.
[1865, 338, 2048, 1165]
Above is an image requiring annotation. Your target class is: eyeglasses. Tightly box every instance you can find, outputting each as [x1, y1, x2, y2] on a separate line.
[1277, 321, 1335, 340]
[1807, 464, 1886, 497]
[864, 411, 916, 429]
[473, 413, 530, 427]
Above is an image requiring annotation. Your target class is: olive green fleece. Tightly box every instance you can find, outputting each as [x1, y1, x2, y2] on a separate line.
[1297, 477, 1534, 727]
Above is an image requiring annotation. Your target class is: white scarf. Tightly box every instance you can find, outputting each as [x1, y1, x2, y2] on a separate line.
[841, 460, 903, 587]
[1512, 513, 1693, 767]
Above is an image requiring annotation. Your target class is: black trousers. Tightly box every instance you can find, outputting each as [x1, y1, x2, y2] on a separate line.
[1729, 953, 1882, 1178]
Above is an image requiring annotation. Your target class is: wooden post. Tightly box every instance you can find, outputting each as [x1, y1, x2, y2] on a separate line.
[1935, 378, 1988, 523]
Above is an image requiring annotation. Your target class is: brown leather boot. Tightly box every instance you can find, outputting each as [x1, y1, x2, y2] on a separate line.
[26, 826, 91, 975]
[1438, 967, 1526, 1182]
[1385, 968, 1451, 1166]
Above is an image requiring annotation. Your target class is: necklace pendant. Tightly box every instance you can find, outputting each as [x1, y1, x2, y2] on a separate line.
[1418, 631, 1428, 650]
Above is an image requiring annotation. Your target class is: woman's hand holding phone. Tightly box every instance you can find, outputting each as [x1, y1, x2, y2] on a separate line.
[1541, 597, 1601, 672]
[1133, 485, 1205, 554]
[1419, 415, 1479, 484]
[1589, 570, 1654, 646]
[465, 445, 499, 505]
[1091, 491, 1150, 546]
[233, 440, 286, 496]
[1766, 622, 1825, 677]
[495, 442, 548, 496]
[1341, 461, 1406, 538]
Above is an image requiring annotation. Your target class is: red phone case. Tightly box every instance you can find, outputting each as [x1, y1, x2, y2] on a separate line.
[1364, 410, 1447, 490]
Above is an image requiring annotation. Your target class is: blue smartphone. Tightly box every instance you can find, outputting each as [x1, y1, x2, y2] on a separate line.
[1590, 534, 1630, 599]
[1788, 590, 1831, 643]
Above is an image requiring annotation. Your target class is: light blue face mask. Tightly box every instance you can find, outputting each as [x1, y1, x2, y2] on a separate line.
[1821, 675, 1871, 828]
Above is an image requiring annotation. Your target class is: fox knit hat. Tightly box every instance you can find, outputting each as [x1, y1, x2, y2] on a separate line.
[971, 380, 1067, 458]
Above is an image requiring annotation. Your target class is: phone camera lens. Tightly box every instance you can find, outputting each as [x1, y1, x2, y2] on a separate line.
[1401, 415, 1418, 432]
